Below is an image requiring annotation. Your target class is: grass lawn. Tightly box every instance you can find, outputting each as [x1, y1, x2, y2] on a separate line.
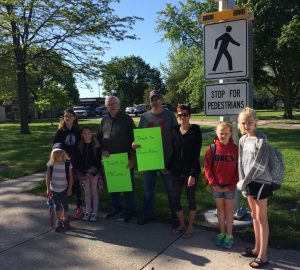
[1, 113, 300, 249]
[190, 109, 300, 123]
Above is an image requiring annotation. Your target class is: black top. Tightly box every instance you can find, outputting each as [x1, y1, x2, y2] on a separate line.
[169, 124, 202, 177]
[53, 126, 81, 156]
[75, 142, 101, 175]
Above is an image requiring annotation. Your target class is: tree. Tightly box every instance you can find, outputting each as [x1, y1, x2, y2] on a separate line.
[27, 48, 79, 105]
[157, 0, 300, 118]
[0, 0, 141, 133]
[238, 0, 300, 118]
[156, 0, 217, 48]
[101, 56, 164, 106]
[162, 46, 195, 106]
[0, 50, 17, 103]
[156, 0, 217, 110]
[35, 82, 71, 125]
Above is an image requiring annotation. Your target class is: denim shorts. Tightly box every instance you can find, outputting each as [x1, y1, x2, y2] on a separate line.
[212, 189, 236, 200]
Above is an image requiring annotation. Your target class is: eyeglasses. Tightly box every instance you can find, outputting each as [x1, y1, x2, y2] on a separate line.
[177, 113, 189, 118]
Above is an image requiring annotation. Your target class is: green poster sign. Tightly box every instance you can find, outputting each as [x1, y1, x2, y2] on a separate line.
[134, 127, 165, 171]
[103, 153, 132, 193]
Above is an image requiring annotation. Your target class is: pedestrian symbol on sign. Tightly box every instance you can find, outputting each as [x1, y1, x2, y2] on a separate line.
[212, 26, 240, 71]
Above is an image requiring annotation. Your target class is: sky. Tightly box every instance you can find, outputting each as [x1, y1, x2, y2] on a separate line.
[78, 0, 179, 98]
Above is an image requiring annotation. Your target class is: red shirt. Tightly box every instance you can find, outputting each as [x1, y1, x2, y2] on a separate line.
[204, 138, 238, 190]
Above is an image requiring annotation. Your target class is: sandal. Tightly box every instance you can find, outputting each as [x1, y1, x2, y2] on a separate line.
[241, 247, 258, 258]
[249, 257, 269, 269]
[172, 227, 186, 235]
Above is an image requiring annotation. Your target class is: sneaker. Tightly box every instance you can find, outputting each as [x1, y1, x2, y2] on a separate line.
[75, 207, 83, 219]
[82, 212, 91, 221]
[106, 210, 123, 219]
[54, 221, 63, 232]
[63, 220, 71, 230]
[215, 233, 226, 247]
[90, 213, 97, 222]
[222, 235, 234, 249]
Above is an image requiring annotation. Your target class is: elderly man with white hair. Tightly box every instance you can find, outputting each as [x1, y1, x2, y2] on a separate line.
[97, 96, 136, 223]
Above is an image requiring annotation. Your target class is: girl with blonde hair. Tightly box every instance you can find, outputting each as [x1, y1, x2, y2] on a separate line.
[237, 107, 272, 268]
[204, 121, 238, 249]
[46, 143, 73, 232]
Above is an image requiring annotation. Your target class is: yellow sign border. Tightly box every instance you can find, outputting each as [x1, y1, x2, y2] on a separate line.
[201, 7, 253, 24]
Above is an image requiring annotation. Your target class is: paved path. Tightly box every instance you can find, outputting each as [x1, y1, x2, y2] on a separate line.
[0, 173, 299, 270]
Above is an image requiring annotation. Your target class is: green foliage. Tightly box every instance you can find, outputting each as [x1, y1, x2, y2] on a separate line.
[0, 50, 17, 101]
[156, 0, 217, 48]
[0, 0, 142, 133]
[35, 82, 71, 112]
[244, 0, 300, 118]
[27, 48, 79, 105]
[158, 0, 300, 118]
[101, 56, 164, 106]
[157, 0, 217, 110]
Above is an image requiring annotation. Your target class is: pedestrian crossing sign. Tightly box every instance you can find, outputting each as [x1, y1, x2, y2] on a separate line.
[204, 19, 252, 80]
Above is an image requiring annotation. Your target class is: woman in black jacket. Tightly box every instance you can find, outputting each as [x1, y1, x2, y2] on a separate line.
[169, 104, 202, 238]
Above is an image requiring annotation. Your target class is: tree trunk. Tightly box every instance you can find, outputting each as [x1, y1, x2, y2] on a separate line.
[283, 102, 293, 119]
[7, 4, 31, 134]
[282, 85, 294, 119]
[15, 52, 31, 134]
[273, 96, 277, 111]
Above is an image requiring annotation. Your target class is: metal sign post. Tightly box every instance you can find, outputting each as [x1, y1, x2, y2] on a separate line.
[202, 0, 253, 220]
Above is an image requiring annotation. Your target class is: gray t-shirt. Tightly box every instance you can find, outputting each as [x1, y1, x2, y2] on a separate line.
[139, 109, 178, 166]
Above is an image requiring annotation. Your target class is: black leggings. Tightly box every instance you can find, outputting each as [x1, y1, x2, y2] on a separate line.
[172, 176, 197, 211]
[73, 179, 82, 208]
[53, 189, 69, 212]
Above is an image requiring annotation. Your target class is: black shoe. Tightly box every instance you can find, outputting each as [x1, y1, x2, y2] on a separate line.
[137, 217, 153, 225]
[106, 210, 123, 219]
[123, 214, 132, 223]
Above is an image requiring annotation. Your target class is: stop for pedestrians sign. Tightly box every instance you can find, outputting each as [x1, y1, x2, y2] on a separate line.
[204, 19, 251, 80]
[204, 82, 248, 116]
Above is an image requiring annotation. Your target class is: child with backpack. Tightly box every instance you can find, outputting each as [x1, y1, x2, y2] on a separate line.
[75, 126, 103, 222]
[53, 108, 83, 219]
[46, 143, 73, 232]
[204, 122, 238, 249]
[237, 107, 272, 269]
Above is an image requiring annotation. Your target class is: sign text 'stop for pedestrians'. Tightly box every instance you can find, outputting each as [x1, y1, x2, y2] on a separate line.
[204, 19, 250, 80]
[204, 82, 248, 116]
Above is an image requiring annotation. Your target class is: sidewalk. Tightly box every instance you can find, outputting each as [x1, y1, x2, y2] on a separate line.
[0, 173, 299, 270]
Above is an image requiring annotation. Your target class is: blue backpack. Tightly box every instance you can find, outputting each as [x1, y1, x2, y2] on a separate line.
[268, 145, 285, 190]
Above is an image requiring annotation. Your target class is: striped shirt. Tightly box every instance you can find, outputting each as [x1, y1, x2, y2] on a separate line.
[47, 162, 72, 192]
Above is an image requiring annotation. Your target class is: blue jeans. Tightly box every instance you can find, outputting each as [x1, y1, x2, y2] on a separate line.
[142, 170, 177, 220]
[111, 169, 135, 215]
